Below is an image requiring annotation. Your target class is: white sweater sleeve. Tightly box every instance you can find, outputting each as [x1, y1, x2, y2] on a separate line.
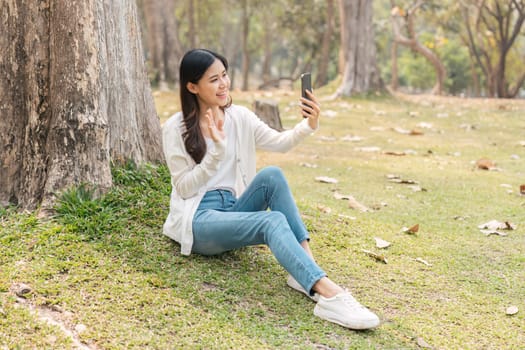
[162, 115, 226, 199]
[247, 108, 316, 152]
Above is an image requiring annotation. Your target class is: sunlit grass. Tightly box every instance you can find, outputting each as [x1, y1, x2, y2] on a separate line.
[1, 89, 524, 349]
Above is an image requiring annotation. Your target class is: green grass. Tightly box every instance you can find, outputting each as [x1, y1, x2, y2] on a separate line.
[1, 90, 524, 349]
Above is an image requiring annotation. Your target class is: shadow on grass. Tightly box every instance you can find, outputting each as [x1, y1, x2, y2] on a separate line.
[49, 162, 382, 348]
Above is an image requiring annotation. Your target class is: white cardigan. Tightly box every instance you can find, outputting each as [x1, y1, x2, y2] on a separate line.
[162, 104, 316, 255]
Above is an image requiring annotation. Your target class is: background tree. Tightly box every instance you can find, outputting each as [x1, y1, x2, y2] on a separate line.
[335, 0, 382, 97]
[139, 0, 183, 88]
[460, 0, 525, 98]
[0, 0, 163, 211]
[390, 0, 447, 94]
[316, 0, 336, 88]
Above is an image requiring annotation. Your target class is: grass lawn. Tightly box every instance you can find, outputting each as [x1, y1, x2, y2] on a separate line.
[1, 86, 524, 349]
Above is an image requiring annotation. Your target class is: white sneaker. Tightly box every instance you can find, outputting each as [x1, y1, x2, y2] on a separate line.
[314, 291, 380, 330]
[286, 275, 319, 302]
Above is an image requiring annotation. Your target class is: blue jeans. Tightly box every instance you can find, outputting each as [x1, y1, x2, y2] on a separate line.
[192, 166, 326, 295]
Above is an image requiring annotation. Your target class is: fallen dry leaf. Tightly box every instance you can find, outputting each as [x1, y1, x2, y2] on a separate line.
[409, 129, 424, 136]
[506, 306, 519, 315]
[374, 237, 391, 249]
[362, 249, 388, 264]
[478, 219, 516, 236]
[416, 122, 433, 129]
[347, 196, 371, 212]
[478, 220, 516, 231]
[317, 205, 332, 214]
[476, 158, 497, 170]
[459, 123, 476, 131]
[403, 224, 419, 234]
[10, 283, 32, 298]
[383, 151, 406, 156]
[315, 176, 338, 184]
[392, 126, 411, 134]
[415, 257, 432, 266]
[300, 162, 318, 168]
[407, 185, 427, 192]
[386, 174, 419, 184]
[355, 146, 381, 153]
[333, 192, 352, 200]
[340, 135, 364, 142]
[480, 230, 508, 236]
[416, 337, 432, 349]
[337, 214, 357, 221]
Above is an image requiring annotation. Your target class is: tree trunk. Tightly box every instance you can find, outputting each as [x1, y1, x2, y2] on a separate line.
[335, 0, 382, 97]
[391, 1, 446, 95]
[261, 13, 273, 84]
[390, 41, 399, 91]
[241, 0, 250, 91]
[0, 0, 163, 211]
[188, 0, 197, 48]
[253, 100, 283, 131]
[141, 0, 183, 88]
[316, 0, 335, 88]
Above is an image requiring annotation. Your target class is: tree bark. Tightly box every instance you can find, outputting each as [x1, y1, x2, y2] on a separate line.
[0, 0, 163, 211]
[335, 0, 382, 97]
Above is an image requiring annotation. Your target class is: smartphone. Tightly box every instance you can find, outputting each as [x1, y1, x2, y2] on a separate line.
[301, 72, 312, 118]
[301, 72, 312, 100]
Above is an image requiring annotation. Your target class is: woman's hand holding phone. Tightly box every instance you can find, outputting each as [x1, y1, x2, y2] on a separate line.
[300, 73, 320, 129]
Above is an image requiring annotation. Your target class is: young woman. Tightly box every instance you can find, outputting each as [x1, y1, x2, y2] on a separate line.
[162, 49, 380, 330]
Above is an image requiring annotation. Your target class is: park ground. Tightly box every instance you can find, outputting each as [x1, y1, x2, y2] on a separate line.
[1, 85, 524, 349]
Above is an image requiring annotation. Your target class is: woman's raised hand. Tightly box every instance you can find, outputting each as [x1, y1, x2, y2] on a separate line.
[205, 108, 225, 142]
[300, 90, 321, 130]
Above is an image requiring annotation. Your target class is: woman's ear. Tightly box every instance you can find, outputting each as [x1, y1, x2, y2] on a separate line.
[186, 82, 198, 94]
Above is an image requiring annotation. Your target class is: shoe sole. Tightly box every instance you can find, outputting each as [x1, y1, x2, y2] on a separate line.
[314, 306, 380, 330]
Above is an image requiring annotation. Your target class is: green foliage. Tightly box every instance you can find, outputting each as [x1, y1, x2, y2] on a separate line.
[54, 162, 170, 241]
[440, 39, 472, 94]
[398, 49, 436, 91]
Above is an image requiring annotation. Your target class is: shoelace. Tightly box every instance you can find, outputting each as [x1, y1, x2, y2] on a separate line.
[338, 293, 367, 311]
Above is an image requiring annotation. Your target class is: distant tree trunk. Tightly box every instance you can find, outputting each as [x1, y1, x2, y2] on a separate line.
[391, 1, 446, 95]
[0, 0, 163, 211]
[241, 0, 250, 91]
[261, 11, 273, 84]
[141, 0, 183, 88]
[390, 40, 399, 91]
[316, 0, 335, 88]
[334, 0, 382, 97]
[188, 0, 197, 48]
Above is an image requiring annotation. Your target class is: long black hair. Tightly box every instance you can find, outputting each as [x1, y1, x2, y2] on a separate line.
[179, 49, 231, 164]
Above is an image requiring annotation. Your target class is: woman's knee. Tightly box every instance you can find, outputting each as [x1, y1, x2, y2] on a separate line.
[259, 166, 285, 182]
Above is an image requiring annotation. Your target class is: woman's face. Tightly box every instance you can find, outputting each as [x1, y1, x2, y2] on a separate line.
[189, 59, 230, 109]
